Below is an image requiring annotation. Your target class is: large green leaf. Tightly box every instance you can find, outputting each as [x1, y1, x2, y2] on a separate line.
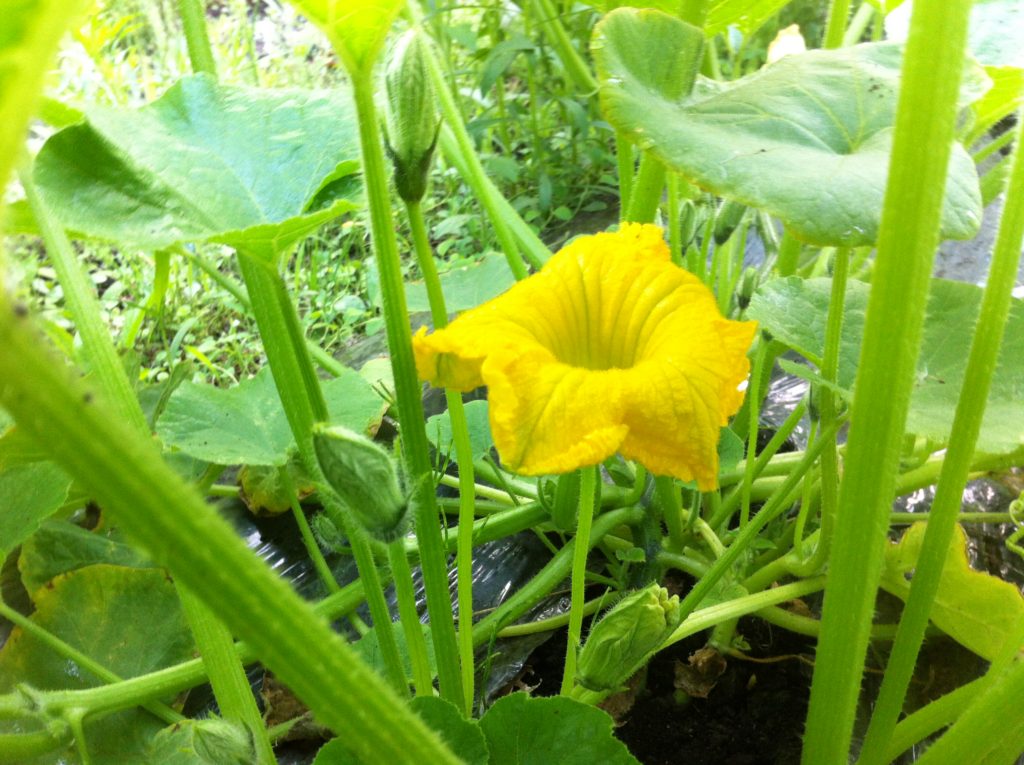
[0, 565, 194, 764]
[158, 367, 387, 466]
[747, 277, 1024, 453]
[405, 254, 517, 314]
[33, 75, 361, 262]
[881, 523, 1024, 660]
[747, 277, 869, 391]
[0, 462, 70, 559]
[19, 519, 154, 596]
[593, 16, 983, 247]
[908, 280, 1024, 454]
[285, 0, 403, 77]
[479, 693, 639, 765]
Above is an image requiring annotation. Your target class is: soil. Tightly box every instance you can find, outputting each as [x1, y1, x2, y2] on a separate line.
[519, 616, 813, 765]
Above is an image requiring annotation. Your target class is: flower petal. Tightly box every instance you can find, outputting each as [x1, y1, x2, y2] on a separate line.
[411, 224, 757, 486]
[484, 345, 630, 475]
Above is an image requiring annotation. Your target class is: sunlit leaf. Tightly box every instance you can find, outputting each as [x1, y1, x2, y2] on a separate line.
[158, 367, 386, 467]
[34, 75, 361, 262]
[285, 0, 403, 77]
[748, 277, 1024, 453]
[594, 20, 984, 246]
[592, 8, 704, 103]
[881, 523, 1024, 660]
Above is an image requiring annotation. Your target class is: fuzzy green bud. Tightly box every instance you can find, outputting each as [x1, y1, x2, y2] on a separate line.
[713, 198, 747, 246]
[384, 30, 440, 202]
[313, 424, 408, 542]
[577, 584, 680, 693]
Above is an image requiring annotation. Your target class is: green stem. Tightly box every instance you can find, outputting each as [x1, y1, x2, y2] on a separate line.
[177, 0, 217, 76]
[656, 475, 686, 552]
[498, 592, 618, 638]
[625, 153, 666, 223]
[667, 173, 682, 264]
[0, 598, 181, 726]
[802, 0, 975, 760]
[841, 1, 876, 46]
[177, 246, 345, 377]
[19, 164, 148, 434]
[857, 111, 1024, 765]
[561, 465, 598, 695]
[532, 0, 598, 93]
[739, 342, 768, 527]
[710, 399, 809, 530]
[410, 17, 539, 276]
[404, 203, 479, 706]
[822, 0, 852, 49]
[446, 391, 479, 710]
[0, 729, 72, 764]
[756, 603, 899, 641]
[235, 255, 408, 697]
[177, 587, 277, 765]
[788, 247, 849, 575]
[615, 132, 635, 220]
[776, 228, 801, 276]
[884, 679, 985, 763]
[0, 295, 459, 764]
[24, 162, 272, 760]
[912, 660, 1024, 765]
[387, 540, 433, 696]
[473, 507, 645, 649]
[282, 468, 340, 595]
[350, 73, 464, 709]
[678, 418, 841, 622]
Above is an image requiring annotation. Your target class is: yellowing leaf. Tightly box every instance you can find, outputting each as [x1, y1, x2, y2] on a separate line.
[880, 523, 1024, 660]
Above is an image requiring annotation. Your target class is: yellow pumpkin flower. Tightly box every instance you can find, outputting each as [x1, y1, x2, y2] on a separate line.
[413, 224, 757, 490]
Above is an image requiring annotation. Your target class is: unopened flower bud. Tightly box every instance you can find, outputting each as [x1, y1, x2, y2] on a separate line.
[678, 199, 697, 250]
[384, 30, 441, 202]
[313, 424, 408, 542]
[713, 198, 747, 246]
[737, 266, 759, 310]
[577, 584, 680, 692]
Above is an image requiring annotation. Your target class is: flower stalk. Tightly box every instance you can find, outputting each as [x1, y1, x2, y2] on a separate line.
[349, 70, 465, 709]
[802, 0, 975, 759]
[561, 465, 599, 694]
